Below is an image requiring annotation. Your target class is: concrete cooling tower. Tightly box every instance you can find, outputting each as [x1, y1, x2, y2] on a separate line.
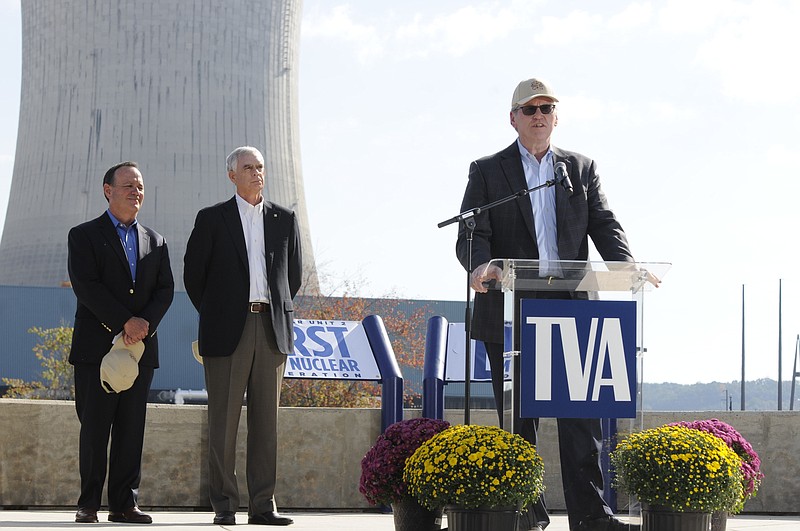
[0, 0, 318, 293]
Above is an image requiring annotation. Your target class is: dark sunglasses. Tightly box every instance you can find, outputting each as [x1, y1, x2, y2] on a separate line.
[516, 104, 556, 115]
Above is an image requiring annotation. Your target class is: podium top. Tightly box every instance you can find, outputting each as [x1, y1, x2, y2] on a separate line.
[488, 259, 670, 293]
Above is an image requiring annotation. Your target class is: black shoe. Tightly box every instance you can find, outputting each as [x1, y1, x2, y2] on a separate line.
[213, 511, 236, 525]
[75, 507, 98, 523]
[108, 506, 153, 524]
[574, 516, 639, 531]
[248, 511, 294, 526]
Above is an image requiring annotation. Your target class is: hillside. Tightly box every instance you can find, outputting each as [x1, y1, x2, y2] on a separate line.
[642, 378, 800, 411]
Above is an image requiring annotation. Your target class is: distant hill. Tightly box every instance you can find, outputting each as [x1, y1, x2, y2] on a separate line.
[642, 378, 800, 411]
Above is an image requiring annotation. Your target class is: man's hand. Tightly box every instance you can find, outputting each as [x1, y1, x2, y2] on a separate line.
[470, 262, 503, 293]
[646, 270, 661, 288]
[610, 262, 662, 289]
[123, 317, 150, 345]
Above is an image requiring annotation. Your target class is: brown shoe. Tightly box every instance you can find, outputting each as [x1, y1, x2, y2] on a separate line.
[108, 507, 152, 524]
[75, 507, 98, 523]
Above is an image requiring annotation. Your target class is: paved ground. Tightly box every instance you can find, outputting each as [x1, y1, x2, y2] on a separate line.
[0, 510, 798, 530]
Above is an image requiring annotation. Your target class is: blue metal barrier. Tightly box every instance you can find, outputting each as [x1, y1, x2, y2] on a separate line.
[362, 314, 404, 431]
[422, 316, 448, 420]
[601, 417, 618, 511]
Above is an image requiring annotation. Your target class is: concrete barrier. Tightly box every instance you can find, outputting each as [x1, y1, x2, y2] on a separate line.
[0, 399, 796, 513]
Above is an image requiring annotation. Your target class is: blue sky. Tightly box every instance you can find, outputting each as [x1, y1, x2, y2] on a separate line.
[2, 0, 800, 387]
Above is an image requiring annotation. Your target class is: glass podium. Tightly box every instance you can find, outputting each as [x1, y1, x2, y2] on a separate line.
[488, 258, 670, 524]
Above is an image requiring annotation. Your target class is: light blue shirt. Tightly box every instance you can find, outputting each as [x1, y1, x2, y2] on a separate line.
[107, 210, 138, 282]
[517, 140, 560, 273]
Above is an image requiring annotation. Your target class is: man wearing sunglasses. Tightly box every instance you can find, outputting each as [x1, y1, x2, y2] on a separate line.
[456, 78, 637, 531]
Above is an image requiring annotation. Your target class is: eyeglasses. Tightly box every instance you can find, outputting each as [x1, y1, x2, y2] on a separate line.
[515, 104, 556, 115]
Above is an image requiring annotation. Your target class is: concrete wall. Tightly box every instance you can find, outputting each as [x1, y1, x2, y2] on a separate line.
[0, 400, 796, 513]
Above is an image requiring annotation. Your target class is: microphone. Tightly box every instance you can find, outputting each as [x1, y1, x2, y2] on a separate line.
[554, 161, 573, 193]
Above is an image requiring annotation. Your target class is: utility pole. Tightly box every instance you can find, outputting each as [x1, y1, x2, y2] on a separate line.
[741, 284, 746, 411]
[778, 279, 783, 411]
[791, 335, 799, 411]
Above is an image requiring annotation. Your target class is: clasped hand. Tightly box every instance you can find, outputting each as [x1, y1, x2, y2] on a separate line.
[123, 317, 150, 345]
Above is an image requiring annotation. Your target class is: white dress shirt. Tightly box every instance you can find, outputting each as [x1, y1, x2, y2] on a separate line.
[235, 193, 270, 303]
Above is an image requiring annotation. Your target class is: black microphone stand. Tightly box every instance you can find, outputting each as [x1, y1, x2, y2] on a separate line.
[438, 177, 558, 425]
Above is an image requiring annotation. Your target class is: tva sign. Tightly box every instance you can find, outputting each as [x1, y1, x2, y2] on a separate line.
[519, 299, 637, 419]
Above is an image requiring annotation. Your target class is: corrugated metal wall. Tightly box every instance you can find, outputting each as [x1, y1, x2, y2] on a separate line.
[0, 286, 492, 401]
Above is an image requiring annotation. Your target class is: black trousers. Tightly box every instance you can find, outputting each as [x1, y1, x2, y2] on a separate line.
[74, 363, 153, 511]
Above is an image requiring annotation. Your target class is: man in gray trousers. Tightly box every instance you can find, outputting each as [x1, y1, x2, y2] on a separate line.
[184, 146, 302, 526]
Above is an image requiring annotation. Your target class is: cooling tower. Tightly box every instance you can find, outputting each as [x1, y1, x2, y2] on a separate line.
[0, 0, 318, 293]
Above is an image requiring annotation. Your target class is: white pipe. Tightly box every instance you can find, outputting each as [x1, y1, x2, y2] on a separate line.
[174, 389, 208, 405]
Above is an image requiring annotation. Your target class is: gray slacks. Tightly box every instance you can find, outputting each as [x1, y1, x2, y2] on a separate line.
[204, 311, 286, 514]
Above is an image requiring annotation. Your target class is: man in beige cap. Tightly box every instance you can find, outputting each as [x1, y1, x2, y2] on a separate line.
[456, 78, 639, 531]
[68, 161, 174, 525]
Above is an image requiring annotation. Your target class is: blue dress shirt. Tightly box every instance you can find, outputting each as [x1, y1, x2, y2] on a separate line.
[106, 210, 138, 282]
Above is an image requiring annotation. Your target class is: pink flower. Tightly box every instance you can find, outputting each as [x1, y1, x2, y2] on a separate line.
[359, 417, 450, 505]
[669, 419, 764, 499]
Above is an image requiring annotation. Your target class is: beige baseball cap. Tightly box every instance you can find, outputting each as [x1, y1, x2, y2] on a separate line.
[511, 78, 559, 110]
[100, 334, 145, 393]
[192, 340, 203, 365]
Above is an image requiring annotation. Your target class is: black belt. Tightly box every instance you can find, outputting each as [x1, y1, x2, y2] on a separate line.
[249, 302, 270, 313]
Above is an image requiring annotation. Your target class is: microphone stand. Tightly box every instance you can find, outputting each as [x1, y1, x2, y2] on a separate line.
[438, 177, 558, 425]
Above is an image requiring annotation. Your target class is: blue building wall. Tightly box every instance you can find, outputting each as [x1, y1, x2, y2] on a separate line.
[0, 286, 204, 390]
[0, 286, 493, 401]
[0, 285, 77, 378]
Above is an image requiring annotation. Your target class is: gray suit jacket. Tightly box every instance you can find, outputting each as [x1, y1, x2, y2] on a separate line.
[456, 141, 633, 344]
[184, 196, 303, 356]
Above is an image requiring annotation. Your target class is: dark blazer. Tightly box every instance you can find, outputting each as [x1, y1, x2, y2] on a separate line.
[183, 196, 302, 357]
[456, 141, 634, 344]
[68, 213, 174, 366]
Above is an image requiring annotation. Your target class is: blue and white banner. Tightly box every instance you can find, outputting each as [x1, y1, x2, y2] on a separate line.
[287, 319, 381, 380]
[520, 299, 637, 418]
[445, 322, 512, 382]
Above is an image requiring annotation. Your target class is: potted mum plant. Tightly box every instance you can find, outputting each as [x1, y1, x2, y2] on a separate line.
[611, 424, 745, 531]
[669, 419, 764, 531]
[359, 417, 450, 531]
[403, 424, 545, 531]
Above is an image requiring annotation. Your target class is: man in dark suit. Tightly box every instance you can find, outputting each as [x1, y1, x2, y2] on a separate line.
[68, 161, 174, 524]
[457, 78, 641, 531]
[184, 146, 302, 526]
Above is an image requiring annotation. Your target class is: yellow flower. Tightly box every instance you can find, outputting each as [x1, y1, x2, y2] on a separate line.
[403, 425, 545, 510]
[611, 425, 744, 513]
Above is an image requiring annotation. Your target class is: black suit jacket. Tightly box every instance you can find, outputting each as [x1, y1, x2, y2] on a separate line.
[68, 213, 174, 366]
[183, 196, 302, 357]
[456, 142, 634, 344]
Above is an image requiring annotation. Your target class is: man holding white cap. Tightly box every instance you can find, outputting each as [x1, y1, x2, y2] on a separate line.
[456, 78, 639, 531]
[67, 161, 174, 525]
